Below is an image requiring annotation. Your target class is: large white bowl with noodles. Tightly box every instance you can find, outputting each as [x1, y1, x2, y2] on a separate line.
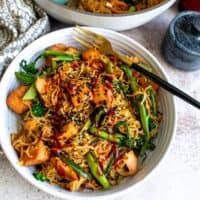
[34, 0, 176, 31]
[0, 27, 176, 199]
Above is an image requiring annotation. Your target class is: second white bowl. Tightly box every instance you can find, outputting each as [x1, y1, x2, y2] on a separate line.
[34, 0, 176, 31]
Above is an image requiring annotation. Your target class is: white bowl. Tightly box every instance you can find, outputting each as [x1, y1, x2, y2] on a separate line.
[0, 27, 176, 199]
[34, 0, 176, 31]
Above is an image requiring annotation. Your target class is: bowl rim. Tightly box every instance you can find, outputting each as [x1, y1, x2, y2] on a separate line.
[39, 0, 176, 18]
[0, 27, 177, 199]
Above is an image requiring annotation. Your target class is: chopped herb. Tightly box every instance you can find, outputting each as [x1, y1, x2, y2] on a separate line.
[149, 117, 156, 131]
[15, 72, 36, 85]
[33, 172, 48, 182]
[128, 5, 136, 12]
[114, 121, 131, 137]
[20, 59, 38, 74]
[32, 102, 46, 117]
[112, 80, 129, 95]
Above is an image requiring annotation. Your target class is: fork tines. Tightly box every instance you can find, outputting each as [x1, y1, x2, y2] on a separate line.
[73, 26, 102, 49]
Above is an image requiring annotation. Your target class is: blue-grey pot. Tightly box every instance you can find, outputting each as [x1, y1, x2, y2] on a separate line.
[162, 11, 200, 71]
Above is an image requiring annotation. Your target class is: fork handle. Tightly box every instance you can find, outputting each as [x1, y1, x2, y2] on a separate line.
[131, 63, 200, 109]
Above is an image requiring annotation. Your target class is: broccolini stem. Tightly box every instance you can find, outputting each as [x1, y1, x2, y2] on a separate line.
[149, 88, 157, 116]
[59, 152, 91, 179]
[89, 125, 125, 144]
[86, 152, 110, 189]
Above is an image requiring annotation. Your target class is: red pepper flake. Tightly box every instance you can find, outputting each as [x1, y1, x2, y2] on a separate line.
[132, 71, 140, 78]
[108, 108, 116, 127]
[70, 60, 80, 69]
[91, 77, 99, 87]
[66, 82, 78, 94]
[91, 59, 106, 71]
[114, 153, 124, 167]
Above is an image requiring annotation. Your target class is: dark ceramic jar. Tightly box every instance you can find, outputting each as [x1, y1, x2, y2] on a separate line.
[162, 11, 200, 71]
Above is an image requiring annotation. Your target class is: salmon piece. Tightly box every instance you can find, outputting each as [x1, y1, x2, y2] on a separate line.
[51, 157, 78, 180]
[48, 43, 67, 52]
[24, 119, 38, 132]
[65, 47, 80, 54]
[67, 79, 92, 109]
[82, 48, 101, 60]
[6, 85, 32, 114]
[116, 150, 137, 176]
[21, 140, 50, 166]
[35, 77, 47, 95]
[92, 81, 113, 108]
[58, 122, 79, 145]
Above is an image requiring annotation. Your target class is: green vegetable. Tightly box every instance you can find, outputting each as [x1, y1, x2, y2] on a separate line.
[112, 80, 129, 95]
[128, 5, 136, 12]
[133, 135, 155, 156]
[79, 119, 92, 135]
[36, 50, 80, 62]
[16, 59, 38, 84]
[106, 60, 113, 73]
[88, 123, 155, 155]
[32, 102, 46, 117]
[149, 88, 157, 116]
[86, 152, 110, 189]
[20, 59, 37, 74]
[104, 156, 115, 176]
[120, 136, 136, 148]
[149, 117, 156, 131]
[22, 84, 37, 100]
[52, 59, 57, 70]
[15, 72, 36, 84]
[39, 67, 53, 78]
[59, 152, 91, 179]
[137, 96, 150, 137]
[53, 55, 79, 62]
[137, 95, 152, 156]
[114, 121, 131, 137]
[89, 125, 125, 144]
[16, 50, 80, 84]
[121, 65, 137, 91]
[94, 108, 107, 127]
[114, 64, 156, 157]
[33, 172, 48, 182]
[89, 124, 135, 148]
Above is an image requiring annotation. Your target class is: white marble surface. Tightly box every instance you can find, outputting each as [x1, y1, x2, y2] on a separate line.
[1, 4, 200, 200]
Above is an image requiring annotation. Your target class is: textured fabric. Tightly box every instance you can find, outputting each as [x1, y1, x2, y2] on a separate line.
[0, 0, 50, 76]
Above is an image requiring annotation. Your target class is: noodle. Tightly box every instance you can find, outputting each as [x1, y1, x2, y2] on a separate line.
[8, 44, 162, 192]
[76, 0, 163, 14]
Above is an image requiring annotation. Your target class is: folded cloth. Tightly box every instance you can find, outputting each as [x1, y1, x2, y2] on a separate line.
[0, 0, 50, 76]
